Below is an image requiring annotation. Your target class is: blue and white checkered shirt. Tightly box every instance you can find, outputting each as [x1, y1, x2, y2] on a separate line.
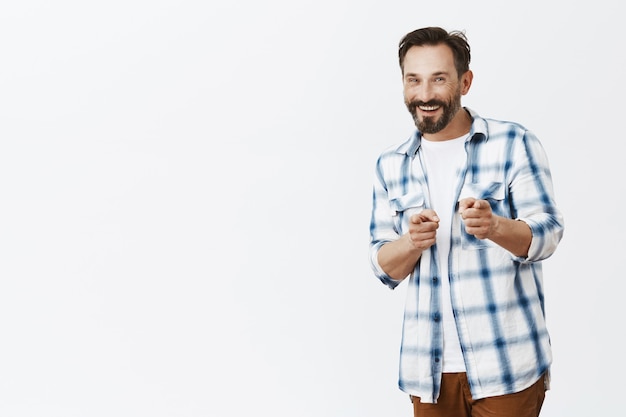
[369, 108, 564, 403]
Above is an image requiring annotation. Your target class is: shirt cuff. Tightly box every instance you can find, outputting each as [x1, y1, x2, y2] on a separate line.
[370, 245, 403, 290]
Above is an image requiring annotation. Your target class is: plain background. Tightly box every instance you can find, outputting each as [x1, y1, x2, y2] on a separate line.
[1, 1, 623, 416]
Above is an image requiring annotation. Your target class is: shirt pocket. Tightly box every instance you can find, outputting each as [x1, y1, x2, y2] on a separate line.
[458, 181, 506, 249]
[389, 193, 426, 235]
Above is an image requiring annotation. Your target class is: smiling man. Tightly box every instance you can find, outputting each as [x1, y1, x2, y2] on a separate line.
[403, 41, 471, 138]
[368, 27, 564, 417]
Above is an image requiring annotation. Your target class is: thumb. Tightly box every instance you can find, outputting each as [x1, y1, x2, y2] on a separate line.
[458, 197, 476, 212]
[474, 199, 489, 209]
[409, 213, 421, 224]
[421, 209, 440, 223]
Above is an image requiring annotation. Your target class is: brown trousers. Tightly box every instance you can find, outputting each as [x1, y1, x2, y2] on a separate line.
[411, 373, 546, 417]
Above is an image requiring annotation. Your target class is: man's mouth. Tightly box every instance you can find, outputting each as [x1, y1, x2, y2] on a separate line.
[418, 104, 441, 112]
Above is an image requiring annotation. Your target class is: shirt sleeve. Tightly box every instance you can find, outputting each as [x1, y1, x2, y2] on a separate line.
[368, 153, 405, 290]
[509, 130, 564, 263]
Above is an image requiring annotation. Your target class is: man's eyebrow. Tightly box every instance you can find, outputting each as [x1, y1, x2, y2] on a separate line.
[404, 70, 450, 78]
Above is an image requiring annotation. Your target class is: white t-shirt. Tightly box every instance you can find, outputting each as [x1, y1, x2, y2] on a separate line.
[420, 134, 468, 372]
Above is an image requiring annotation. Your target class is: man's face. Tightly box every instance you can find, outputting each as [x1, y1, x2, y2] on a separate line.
[402, 44, 465, 134]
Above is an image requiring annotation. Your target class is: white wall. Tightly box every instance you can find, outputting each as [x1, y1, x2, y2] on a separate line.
[1, 1, 622, 416]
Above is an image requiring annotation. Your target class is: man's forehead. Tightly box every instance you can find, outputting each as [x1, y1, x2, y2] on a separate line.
[403, 45, 455, 74]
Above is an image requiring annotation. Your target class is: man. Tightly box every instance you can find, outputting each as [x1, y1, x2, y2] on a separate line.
[368, 27, 564, 417]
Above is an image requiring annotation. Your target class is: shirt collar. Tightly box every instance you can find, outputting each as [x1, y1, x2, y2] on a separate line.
[396, 107, 489, 157]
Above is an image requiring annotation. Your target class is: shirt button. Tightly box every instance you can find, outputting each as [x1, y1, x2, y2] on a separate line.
[435, 358, 440, 363]
[432, 277, 438, 283]
[433, 314, 440, 322]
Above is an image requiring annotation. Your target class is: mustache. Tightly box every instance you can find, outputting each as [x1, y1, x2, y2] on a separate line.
[406, 99, 447, 111]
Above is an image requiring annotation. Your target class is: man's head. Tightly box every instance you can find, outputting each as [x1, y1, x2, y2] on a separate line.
[399, 27, 473, 138]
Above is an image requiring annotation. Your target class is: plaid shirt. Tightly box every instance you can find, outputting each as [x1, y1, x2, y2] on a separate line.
[369, 108, 564, 403]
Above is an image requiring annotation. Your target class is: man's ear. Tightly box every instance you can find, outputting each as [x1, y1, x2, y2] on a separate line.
[461, 70, 473, 95]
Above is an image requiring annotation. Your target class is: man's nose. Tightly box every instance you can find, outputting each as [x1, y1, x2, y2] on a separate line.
[415, 82, 435, 102]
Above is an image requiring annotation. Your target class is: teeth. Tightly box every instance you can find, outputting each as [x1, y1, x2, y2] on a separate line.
[419, 105, 440, 111]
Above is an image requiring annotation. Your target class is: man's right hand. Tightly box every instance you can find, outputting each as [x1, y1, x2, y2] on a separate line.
[377, 209, 440, 281]
[407, 209, 440, 250]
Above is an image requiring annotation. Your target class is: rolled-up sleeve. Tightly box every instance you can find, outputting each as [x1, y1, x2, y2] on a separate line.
[510, 131, 564, 262]
[368, 152, 406, 290]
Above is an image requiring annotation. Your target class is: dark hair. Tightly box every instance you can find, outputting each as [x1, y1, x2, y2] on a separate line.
[398, 27, 471, 77]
